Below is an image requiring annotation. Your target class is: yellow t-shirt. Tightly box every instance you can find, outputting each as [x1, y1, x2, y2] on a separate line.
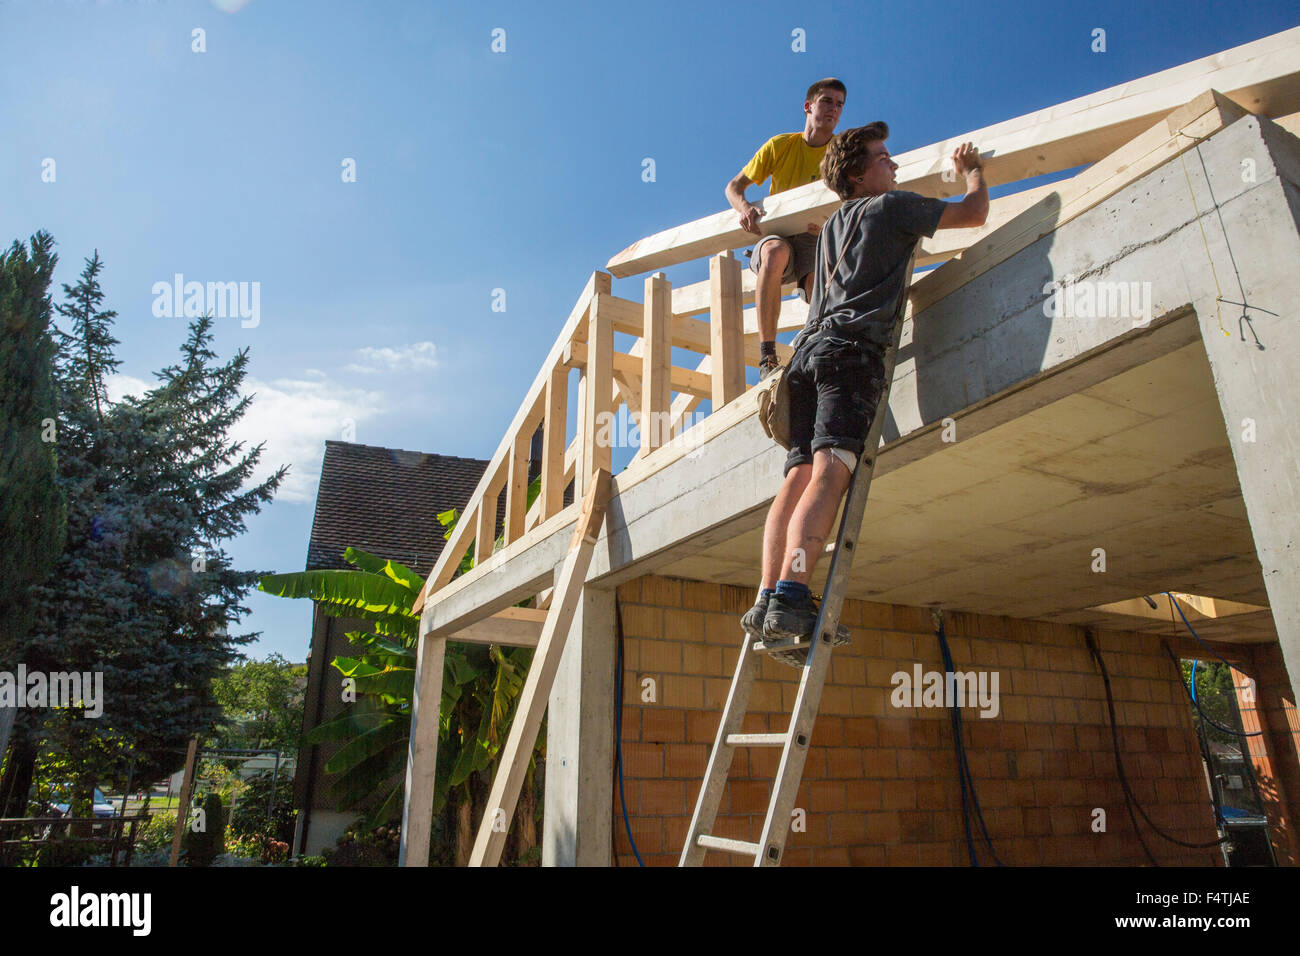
[742, 132, 826, 195]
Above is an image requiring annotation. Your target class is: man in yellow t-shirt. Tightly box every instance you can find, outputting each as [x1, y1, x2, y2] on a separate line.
[725, 78, 846, 377]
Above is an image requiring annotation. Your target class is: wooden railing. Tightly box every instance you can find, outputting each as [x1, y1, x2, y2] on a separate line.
[413, 26, 1300, 617]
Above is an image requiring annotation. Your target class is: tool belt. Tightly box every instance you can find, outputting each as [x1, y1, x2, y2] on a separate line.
[756, 362, 793, 449]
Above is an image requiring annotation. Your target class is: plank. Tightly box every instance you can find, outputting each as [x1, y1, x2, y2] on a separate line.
[475, 496, 496, 563]
[468, 470, 611, 867]
[606, 27, 1300, 277]
[564, 340, 712, 399]
[581, 295, 614, 490]
[168, 736, 199, 867]
[911, 89, 1248, 315]
[709, 251, 745, 407]
[452, 607, 549, 648]
[504, 428, 529, 546]
[642, 272, 672, 455]
[541, 363, 568, 520]
[398, 633, 447, 867]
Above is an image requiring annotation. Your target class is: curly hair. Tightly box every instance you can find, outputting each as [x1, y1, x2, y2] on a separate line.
[820, 122, 890, 200]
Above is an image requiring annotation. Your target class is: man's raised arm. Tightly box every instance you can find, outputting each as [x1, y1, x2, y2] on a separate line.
[936, 142, 988, 230]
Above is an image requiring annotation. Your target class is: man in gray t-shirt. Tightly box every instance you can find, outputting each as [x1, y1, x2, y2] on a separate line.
[743, 123, 990, 658]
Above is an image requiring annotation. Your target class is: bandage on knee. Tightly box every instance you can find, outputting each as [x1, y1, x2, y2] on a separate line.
[826, 447, 857, 474]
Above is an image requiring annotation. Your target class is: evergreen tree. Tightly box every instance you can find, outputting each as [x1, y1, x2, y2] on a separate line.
[11, 250, 286, 814]
[0, 232, 66, 812]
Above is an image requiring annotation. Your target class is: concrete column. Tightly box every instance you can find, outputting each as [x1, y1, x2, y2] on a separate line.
[543, 583, 616, 866]
[1189, 117, 1300, 709]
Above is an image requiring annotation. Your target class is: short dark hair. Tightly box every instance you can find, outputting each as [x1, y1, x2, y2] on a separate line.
[821, 122, 890, 199]
[805, 77, 846, 103]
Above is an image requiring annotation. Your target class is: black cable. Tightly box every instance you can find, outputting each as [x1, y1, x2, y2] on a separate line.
[613, 597, 643, 866]
[1084, 629, 1226, 859]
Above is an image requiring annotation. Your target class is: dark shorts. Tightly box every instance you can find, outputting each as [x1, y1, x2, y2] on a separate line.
[783, 334, 890, 476]
[750, 231, 818, 286]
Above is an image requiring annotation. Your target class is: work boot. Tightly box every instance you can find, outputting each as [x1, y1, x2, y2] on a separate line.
[762, 593, 851, 645]
[741, 593, 770, 638]
[759, 357, 780, 380]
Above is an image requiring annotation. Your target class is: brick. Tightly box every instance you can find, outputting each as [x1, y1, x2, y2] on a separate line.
[881, 780, 916, 811]
[886, 843, 920, 865]
[704, 612, 744, 646]
[897, 749, 931, 779]
[865, 810, 902, 843]
[828, 812, 869, 844]
[665, 743, 707, 777]
[915, 779, 948, 811]
[831, 655, 866, 685]
[719, 584, 750, 615]
[641, 576, 683, 606]
[811, 716, 843, 747]
[820, 685, 854, 715]
[844, 779, 882, 811]
[621, 742, 663, 777]
[639, 780, 686, 814]
[681, 642, 721, 676]
[615, 816, 663, 854]
[828, 748, 863, 778]
[844, 717, 878, 747]
[893, 605, 931, 633]
[641, 708, 685, 743]
[621, 604, 663, 640]
[682, 580, 723, 612]
[728, 780, 771, 814]
[810, 778, 848, 812]
[662, 676, 704, 709]
[640, 640, 681, 673]
[877, 719, 910, 748]
[702, 677, 732, 710]
[816, 847, 852, 866]
[901, 811, 937, 842]
[852, 685, 888, 716]
[686, 708, 723, 743]
[861, 748, 897, 777]
[750, 680, 783, 711]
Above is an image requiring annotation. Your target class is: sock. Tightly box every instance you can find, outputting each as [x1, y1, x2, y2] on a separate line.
[758, 587, 774, 602]
[775, 580, 810, 603]
[760, 340, 777, 362]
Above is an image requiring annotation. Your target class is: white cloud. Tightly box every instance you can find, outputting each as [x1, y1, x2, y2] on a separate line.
[231, 373, 387, 503]
[346, 341, 438, 374]
[105, 374, 153, 404]
[104, 368, 387, 505]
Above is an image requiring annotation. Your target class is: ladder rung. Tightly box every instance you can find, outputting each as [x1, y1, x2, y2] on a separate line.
[697, 835, 760, 857]
[725, 733, 786, 747]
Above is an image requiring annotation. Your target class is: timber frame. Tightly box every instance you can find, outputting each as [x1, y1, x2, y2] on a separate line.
[399, 27, 1300, 866]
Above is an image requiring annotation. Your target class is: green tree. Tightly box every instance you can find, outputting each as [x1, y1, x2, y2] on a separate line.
[9, 250, 285, 818]
[258, 541, 541, 866]
[211, 653, 306, 752]
[0, 232, 67, 806]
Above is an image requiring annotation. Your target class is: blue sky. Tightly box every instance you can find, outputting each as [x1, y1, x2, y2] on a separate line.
[4, 0, 1296, 662]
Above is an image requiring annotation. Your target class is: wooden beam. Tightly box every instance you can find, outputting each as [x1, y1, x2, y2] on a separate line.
[452, 607, 549, 647]
[581, 295, 614, 490]
[474, 496, 496, 564]
[606, 27, 1300, 277]
[168, 736, 198, 867]
[911, 90, 1248, 315]
[468, 470, 610, 867]
[398, 633, 446, 867]
[413, 271, 609, 613]
[602, 291, 790, 366]
[564, 340, 712, 399]
[541, 364, 567, 521]
[642, 272, 672, 455]
[915, 181, 1059, 267]
[709, 251, 745, 408]
[504, 428, 529, 546]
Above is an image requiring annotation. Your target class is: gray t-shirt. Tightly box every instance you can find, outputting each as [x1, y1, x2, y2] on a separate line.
[795, 190, 947, 352]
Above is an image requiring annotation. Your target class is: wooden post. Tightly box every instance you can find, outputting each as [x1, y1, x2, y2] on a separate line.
[504, 428, 529, 545]
[469, 470, 610, 867]
[709, 251, 744, 408]
[399, 634, 447, 866]
[168, 736, 198, 867]
[475, 495, 496, 564]
[581, 296, 614, 490]
[541, 364, 568, 520]
[642, 272, 672, 455]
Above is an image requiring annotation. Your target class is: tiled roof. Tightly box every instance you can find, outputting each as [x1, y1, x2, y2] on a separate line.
[305, 441, 492, 578]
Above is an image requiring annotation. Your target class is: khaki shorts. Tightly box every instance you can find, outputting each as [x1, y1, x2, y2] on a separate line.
[749, 231, 818, 286]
